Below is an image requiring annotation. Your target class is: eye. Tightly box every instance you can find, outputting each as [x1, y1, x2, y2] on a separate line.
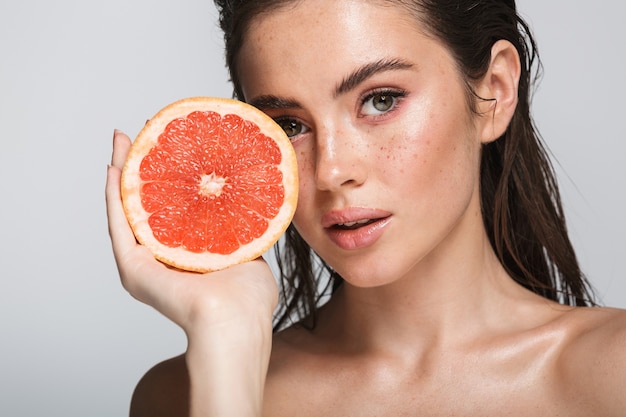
[274, 117, 309, 139]
[360, 89, 407, 117]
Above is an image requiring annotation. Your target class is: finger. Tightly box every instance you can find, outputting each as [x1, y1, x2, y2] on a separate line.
[111, 129, 132, 169]
[105, 163, 138, 258]
[105, 163, 165, 303]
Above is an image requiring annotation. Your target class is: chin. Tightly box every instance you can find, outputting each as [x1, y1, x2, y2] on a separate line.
[331, 262, 403, 289]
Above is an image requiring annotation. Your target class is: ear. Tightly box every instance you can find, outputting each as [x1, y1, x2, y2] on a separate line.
[474, 40, 521, 144]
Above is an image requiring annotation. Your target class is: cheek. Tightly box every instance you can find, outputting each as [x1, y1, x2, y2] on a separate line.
[385, 107, 480, 201]
[291, 147, 316, 223]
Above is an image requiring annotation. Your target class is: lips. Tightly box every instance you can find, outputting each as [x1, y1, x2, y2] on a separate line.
[322, 208, 392, 250]
[334, 218, 377, 230]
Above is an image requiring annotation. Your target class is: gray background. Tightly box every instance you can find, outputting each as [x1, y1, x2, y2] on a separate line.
[0, 1, 624, 415]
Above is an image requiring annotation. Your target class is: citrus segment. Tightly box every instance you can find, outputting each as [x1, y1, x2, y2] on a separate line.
[121, 97, 298, 272]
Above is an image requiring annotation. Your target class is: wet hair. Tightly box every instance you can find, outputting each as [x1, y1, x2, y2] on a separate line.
[213, 0, 597, 331]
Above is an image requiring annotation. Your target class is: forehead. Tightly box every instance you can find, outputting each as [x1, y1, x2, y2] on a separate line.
[236, 0, 439, 98]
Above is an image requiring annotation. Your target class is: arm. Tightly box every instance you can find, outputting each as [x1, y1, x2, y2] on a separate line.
[106, 131, 277, 416]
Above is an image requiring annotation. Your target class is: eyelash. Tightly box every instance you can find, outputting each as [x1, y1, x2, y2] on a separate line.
[359, 88, 408, 118]
[272, 88, 408, 140]
[273, 116, 310, 141]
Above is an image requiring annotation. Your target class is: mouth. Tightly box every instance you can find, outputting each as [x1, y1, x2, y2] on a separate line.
[322, 208, 392, 250]
[322, 207, 392, 229]
[331, 218, 379, 230]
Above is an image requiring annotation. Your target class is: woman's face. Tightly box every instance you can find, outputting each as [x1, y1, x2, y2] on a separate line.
[238, 0, 487, 287]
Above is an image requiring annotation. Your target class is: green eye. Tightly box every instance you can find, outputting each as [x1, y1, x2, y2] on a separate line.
[361, 89, 407, 116]
[372, 94, 394, 112]
[276, 118, 307, 138]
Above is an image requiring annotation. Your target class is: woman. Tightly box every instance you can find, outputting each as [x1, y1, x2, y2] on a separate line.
[106, 0, 626, 415]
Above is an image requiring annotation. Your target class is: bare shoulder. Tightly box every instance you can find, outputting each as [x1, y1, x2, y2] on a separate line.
[129, 354, 189, 417]
[561, 306, 626, 359]
[558, 306, 626, 415]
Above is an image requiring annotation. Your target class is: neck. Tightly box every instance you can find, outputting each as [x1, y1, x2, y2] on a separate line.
[317, 225, 554, 356]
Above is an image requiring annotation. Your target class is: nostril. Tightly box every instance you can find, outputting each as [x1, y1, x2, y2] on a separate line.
[314, 131, 368, 191]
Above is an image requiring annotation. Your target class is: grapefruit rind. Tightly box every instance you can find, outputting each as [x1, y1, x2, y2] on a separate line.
[121, 97, 298, 273]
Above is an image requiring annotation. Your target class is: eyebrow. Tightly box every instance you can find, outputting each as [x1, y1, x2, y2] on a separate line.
[334, 58, 414, 97]
[248, 95, 301, 111]
[248, 58, 414, 111]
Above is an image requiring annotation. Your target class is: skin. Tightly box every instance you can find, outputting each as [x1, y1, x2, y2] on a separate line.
[105, 0, 626, 415]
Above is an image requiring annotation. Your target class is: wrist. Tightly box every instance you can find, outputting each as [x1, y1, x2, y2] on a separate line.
[185, 318, 273, 416]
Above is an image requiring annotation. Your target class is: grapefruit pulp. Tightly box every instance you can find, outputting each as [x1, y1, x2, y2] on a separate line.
[121, 97, 298, 272]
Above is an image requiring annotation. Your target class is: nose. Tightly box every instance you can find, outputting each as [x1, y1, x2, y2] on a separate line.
[314, 123, 368, 192]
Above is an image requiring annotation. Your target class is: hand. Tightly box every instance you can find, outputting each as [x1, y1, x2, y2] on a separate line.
[105, 130, 278, 330]
[105, 130, 277, 415]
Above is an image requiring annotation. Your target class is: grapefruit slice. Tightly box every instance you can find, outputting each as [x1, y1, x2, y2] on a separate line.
[121, 97, 298, 273]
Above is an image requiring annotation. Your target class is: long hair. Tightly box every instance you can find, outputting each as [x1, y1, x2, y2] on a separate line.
[213, 0, 597, 331]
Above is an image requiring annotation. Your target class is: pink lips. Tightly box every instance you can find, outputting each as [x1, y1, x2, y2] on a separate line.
[322, 208, 392, 250]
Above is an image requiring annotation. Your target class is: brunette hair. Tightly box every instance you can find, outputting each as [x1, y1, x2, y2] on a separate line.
[213, 0, 596, 330]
